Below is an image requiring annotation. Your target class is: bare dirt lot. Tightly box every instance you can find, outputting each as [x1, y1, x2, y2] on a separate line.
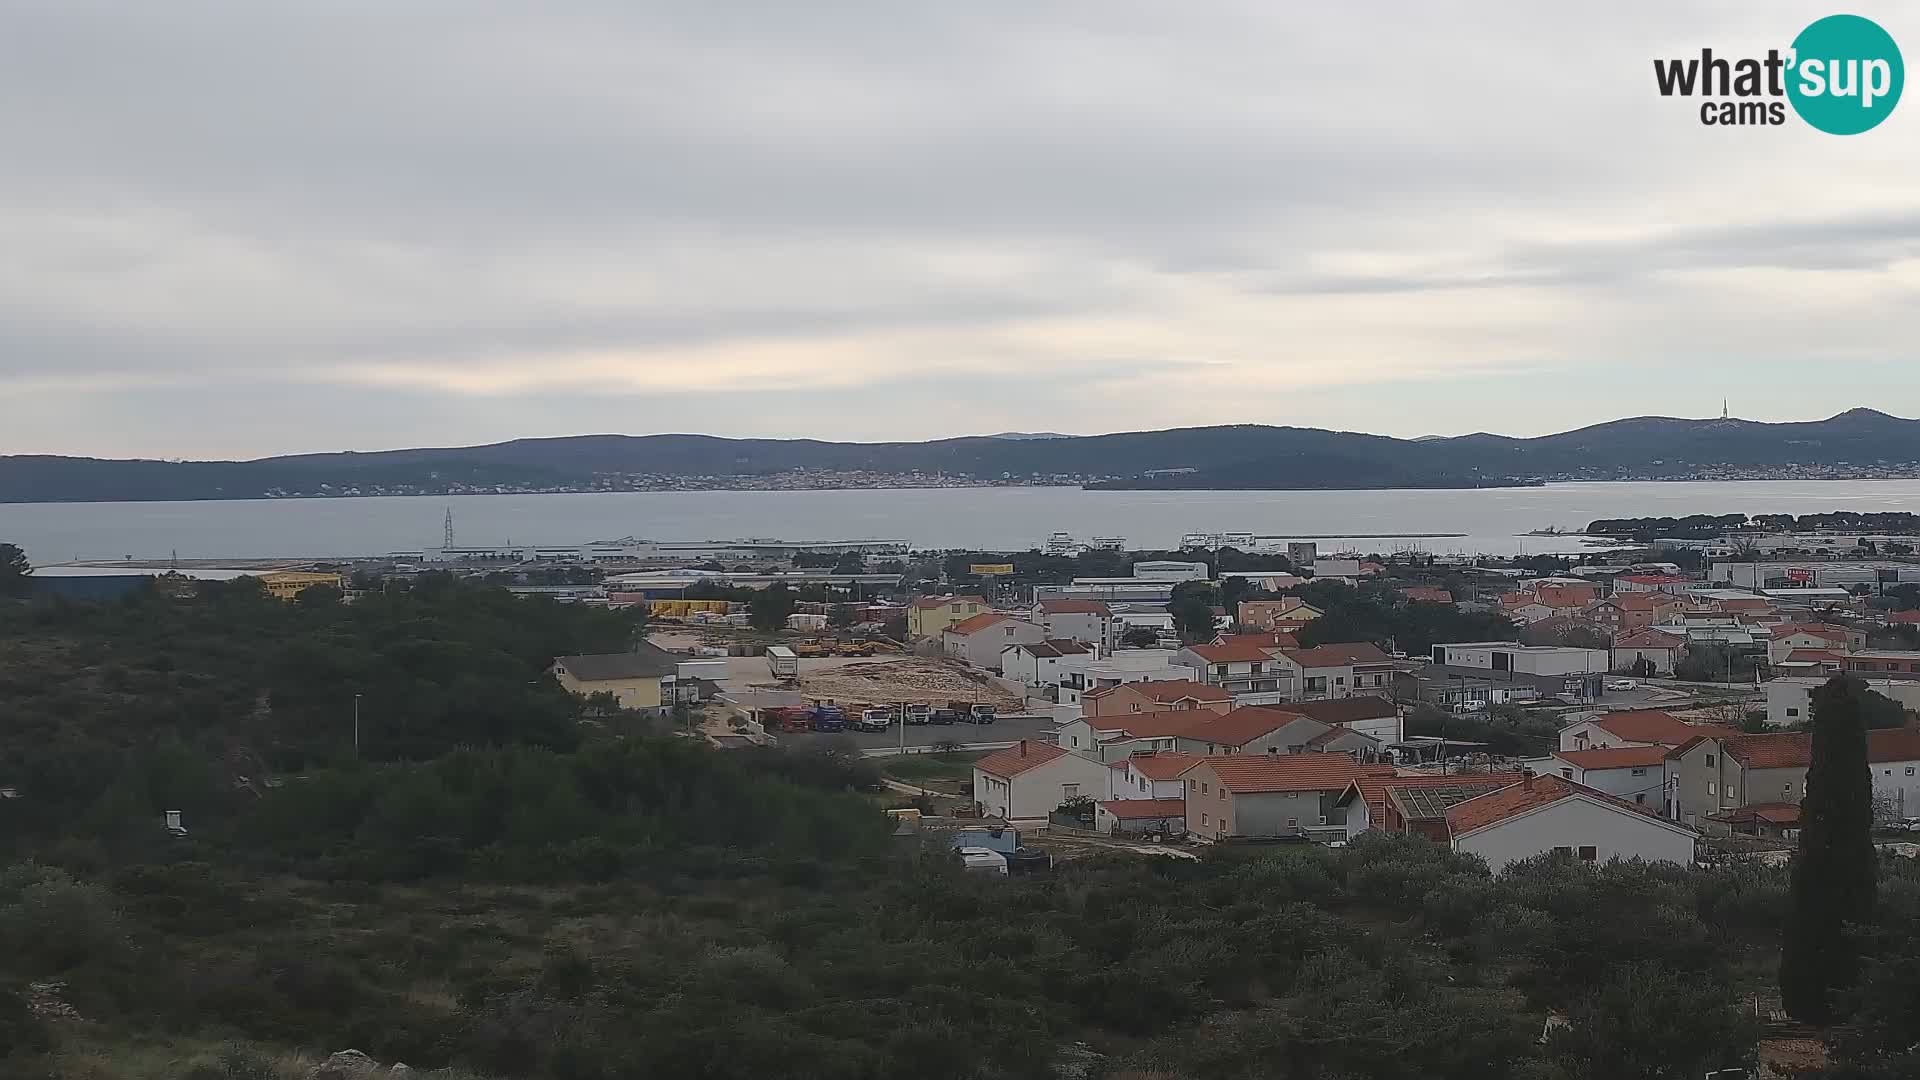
[797, 657, 1024, 711]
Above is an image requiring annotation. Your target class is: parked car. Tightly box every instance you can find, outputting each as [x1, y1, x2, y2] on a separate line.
[1605, 678, 1639, 691]
[854, 708, 891, 733]
[1454, 700, 1488, 714]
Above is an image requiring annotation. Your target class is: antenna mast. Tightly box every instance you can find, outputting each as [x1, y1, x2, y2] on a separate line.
[443, 508, 455, 549]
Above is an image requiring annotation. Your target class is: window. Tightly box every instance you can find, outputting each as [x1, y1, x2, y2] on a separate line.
[1560, 768, 1573, 779]
[1578, 846, 1598, 862]
[1631, 768, 1646, 776]
[1553, 845, 1572, 856]
[1069, 736, 1078, 747]
[1787, 707, 1800, 717]
[1200, 812, 1208, 826]
[1219, 788, 1226, 801]
[1707, 781, 1717, 795]
[1201, 782, 1210, 794]
[1062, 784, 1079, 798]
[1727, 784, 1736, 799]
[1783, 782, 1793, 795]
[1335, 676, 1346, 685]
[1634, 793, 1646, 805]
[1705, 754, 1715, 766]
[1131, 703, 1141, 713]
[1908, 767, 1916, 776]
[1189, 779, 1197, 792]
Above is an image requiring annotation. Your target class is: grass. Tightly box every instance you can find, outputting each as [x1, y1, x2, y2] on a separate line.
[881, 751, 986, 784]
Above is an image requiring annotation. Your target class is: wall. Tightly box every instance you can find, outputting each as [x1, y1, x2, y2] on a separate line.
[1552, 762, 1662, 806]
[556, 672, 662, 712]
[1454, 796, 1695, 873]
[1038, 610, 1111, 648]
[946, 619, 1045, 668]
[1874, 757, 1920, 819]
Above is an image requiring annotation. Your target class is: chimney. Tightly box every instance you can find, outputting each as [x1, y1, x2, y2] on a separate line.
[1520, 769, 1534, 789]
[1018, 740, 1028, 757]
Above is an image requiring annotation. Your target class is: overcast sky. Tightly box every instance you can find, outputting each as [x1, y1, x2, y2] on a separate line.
[4, 2, 1919, 458]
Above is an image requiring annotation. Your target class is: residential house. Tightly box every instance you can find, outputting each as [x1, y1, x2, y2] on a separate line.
[1270, 642, 1396, 700]
[1171, 707, 1380, 759]
[1446, 774, 1699, 872]
[1559, 710, 1736, 753]
[1399, 586, 1454, 604]
[943, 614, 1045, 669]
[999, 639, 1093, 687]
[1175, 639, 1293, 699]
[1613, 574, 1697, 596]
[971, 740, 1114, 820]
[550, 644, 683, 714]
[1539, 746, 1668, 807]
[1664, 731, 1811, 828]
[1869, 726, 1920, 819]
[1335, 773, 1523, 840]
[1268, 695, 1404, 743]
[1766, 623, 1864, 664]
[1080, 679, 1233, 720]
[906, 594, 989, 639]
[1237, 598, 1323, 630]
[1178, 755, 1392, 841]
[1060, 692, 1231, 761]
[1430, 642, 1607, 701]
[1057, 650, 1201, 706]
[1583, 593, 1679, 636]
[1393, 666, 1543, 710]
[1840, 650, 1920, 678]
[1032, 599, 1115, 649]
[1882, 610, 1920, 628]
[1094, 798, 1187, 837]
[1612, 628, 1686, 676]
[1107, 750, 1203, 800]
[258, 570, 345, 601]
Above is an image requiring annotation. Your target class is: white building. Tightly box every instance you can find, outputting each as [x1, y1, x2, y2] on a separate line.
[1107, 750, 1202, 800]
[1032, 599, 1115, 649]
[943, 614, 1045, 669]
[1768, 676, 1920, 729]
[1445, 774, 1699, 873]
[1431, 642, 1609, 676]
[1535, 746, 1668, 807]
[1869, 728, 1920, 819]
[1000, 639, 1094, 687]
[970, 741, 1114, 819]
[1130, 560, 1210, 583]
[1310, 557, 1363, 579]
[1058, 650, 1201, 706]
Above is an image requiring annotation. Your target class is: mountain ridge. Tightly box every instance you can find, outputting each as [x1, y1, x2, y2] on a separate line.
[3, 410, 1918, 503]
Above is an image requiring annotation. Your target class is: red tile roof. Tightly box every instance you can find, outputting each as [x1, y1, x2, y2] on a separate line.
[1187, 638, 1285, 663]
[1184, 707, 1315, 748]
[1123, 751, 1204, 779]
[1869, 727, 1920, 763]
[1400, 587, 1454, 603]
[1279, 642, 1393, 668]
[1590, 710, 1737, 747]
[1553, 746, 1669, 770]
[1088, 679, 1232, 704]
[1619, 574, 1693, 585]
[974, 740, 1070, 779]
[1038, 599, 1112, 615]
[1192, 755, 1391, 794]
[1267, 696, 1398, 726]
[1887, 610, 1920, 625]
[1098, 798, 1189, 820]
[1445, 773, 1679, 837]
[1710, 802, 1801, 826]
[1015, 639, 1091, 658]
[1721, 732, 1812, 770]
[1609, 593, 1674, 611]
[1615, 628, 1684, 649]
[1783, 649, 1844, 665]
[945, 612, 1007, 635]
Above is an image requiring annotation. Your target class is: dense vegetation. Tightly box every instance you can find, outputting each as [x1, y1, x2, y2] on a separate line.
[1285, 579, 1516, 655]
[4, 566, 1920, 1078]
[1588, 511, 1920, 539]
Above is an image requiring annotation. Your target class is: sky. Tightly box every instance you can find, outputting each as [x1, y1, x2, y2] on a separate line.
[4, 2, 1920, 459]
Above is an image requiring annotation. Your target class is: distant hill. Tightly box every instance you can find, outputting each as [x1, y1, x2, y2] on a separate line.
[4, 409, 1918, 502]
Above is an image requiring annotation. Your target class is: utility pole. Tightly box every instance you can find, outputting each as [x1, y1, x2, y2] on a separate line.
[353, 693, 362, 757]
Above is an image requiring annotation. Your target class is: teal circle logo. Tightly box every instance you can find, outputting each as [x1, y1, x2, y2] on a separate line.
[1787, 14, 1903, 134]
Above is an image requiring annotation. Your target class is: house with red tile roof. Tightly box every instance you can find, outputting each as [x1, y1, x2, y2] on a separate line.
[1541, 745, 1668, 807]
[971, 740, 1114, 820]
[1584, 593, 1681, 636]
[1081, 679, 1232, 718]
[999, 638, 1093, 687]
[1611, 628, 1686, 676]
[1107, 751, 1204, 800]
[1094, 797, 1188, 836]
[1883, 609, 1920, 627]
[1766, 622, 1864, 664]
[1614, 574, 1697, 596]
[1062, 685, 1234, 761]
[1170, 706, 1382, 759]
[1173, 639, 1294, 697]
[1177, 755, 1392, 841]
[1333, 772, 1524, 840]
[1399, 586, 1454, 604]
[1667, 724, 1920, 830]
[1237, 598, 1322, 631]
[906, 594, 988, 639]
[943, 613, 1044, 669]
[1557, 710, 1737, 753]
[1031, 599, 1115, 648]
[1270, 642, 1396, 701]
[1444, 773, 1698, 872]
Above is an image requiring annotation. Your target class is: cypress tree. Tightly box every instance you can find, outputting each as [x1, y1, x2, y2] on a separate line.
[1779, 675, 1878, 1023]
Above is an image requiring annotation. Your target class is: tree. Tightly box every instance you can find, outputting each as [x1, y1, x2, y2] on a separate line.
[749, 582, 797, 632]
[828, 604, 854, 629]
[1780, 675, 1879, 1024]
[833, 551, 866, 574]
[0, 543, 28, 599]
[1168, 581, 1218, 643]
[1120, 626, 1160, 649]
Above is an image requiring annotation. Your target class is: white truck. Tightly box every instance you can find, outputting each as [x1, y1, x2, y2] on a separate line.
[765, 645, 799, 681]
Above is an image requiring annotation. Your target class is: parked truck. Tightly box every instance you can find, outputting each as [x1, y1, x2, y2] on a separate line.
[766, 645, 799, 681]
[854, 707, 892, 733]
[947, 700, 997, 724]
[809, 703, 848, 733]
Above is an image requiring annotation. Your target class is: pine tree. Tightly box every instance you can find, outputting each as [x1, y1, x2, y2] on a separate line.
[1779, 675, 1879, 1023]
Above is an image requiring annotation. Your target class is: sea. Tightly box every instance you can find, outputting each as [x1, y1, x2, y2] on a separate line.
[6, 479, 1920, 565]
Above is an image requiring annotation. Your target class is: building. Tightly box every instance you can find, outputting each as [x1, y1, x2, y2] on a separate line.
[1537, 746, 1668, 806]
[550, 643, 683, 714]
[1271, 642, 1396, 700]
[1664, 731, 1812, 828]
[1559, 710, 1736, 753]
[1766, 623, 1864, 664]
[971, 740, 1115, 820]
[256, 570, 344, 600]
[1310, 557, 1363, 579]
[1094, 798, 1187, 836]
[1870, 727, 1920, 819]
[1059, 712, 1209, 761]
[1713, 559, 1920, 591]
[1399, 586, 1454, 604]
[1130, 560, 1210, 583]
[1393, 666, 1543, 710]
[1058, 650, 1201, 706]
[999, 639, 1093, 687]
[943, 614, 1045, 669]
[1171, 706, 1379, 758]
[1432, 642, 1608, 676]
[906, 594, 989, 639]
[1032, 599, 1115, 648]
[1766, 676, 1920, 728]
[1080, 679, 1233, 720]
[1107, 750, 1204, 800]
[1335, 773, 1523, 839]
[1237, 598, 1323, 630]
[1841, 650, 1920, 677]
[1583, 593, 1679, 635]
[1178, 755, 1392, 841]
[1613, 574, 1697, 596]
[1612, 628, 1686, 676]
[1445, 774, 1698, 873]
[1175, 639, 1294, 697]
[1286, 542, 1318, 565]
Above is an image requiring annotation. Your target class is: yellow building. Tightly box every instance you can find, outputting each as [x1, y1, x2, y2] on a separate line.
[550, 644, 681, 714]
[257, 570, 344, 601]
[906, 594, 989, 639]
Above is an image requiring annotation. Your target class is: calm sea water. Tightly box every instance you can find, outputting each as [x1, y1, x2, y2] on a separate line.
[6, 480, 1920, 564]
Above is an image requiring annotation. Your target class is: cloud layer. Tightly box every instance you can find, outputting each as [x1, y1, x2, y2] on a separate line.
[4, 2, 1919, 456]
